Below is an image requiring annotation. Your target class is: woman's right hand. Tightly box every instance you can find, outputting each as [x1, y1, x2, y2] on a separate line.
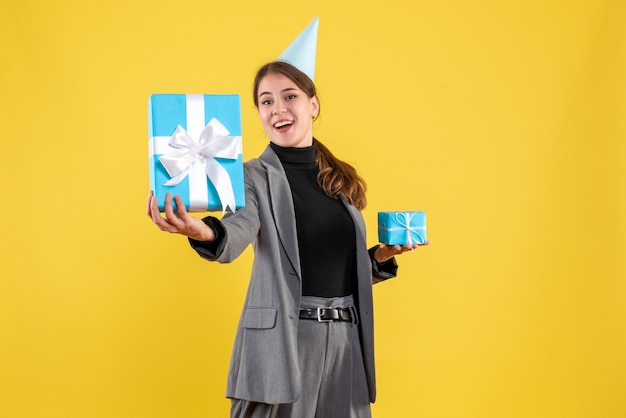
[146, 192, 215, 241]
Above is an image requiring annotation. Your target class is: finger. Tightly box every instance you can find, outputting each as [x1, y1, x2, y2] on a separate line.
[163, 193, 182, 225]
[152, 207, 181, 233]
[149, 194, 164, 224]
[173, 195, 190, 220]
[146, 191, 154, 217]
[147, 193, 185, 233]
[149, 198, 174, 231]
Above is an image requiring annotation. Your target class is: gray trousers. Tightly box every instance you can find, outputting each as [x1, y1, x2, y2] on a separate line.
[231, 295, 372, 418]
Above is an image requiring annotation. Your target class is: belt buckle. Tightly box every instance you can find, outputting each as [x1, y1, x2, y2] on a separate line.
[317, 307, 333, 323]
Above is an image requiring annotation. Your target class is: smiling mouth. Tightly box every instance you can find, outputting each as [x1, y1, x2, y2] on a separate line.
[273, 120, 293, 129]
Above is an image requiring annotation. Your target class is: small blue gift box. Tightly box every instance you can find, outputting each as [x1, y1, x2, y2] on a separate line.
[378, 211, 427, 245]
[148, 94, 245, 213]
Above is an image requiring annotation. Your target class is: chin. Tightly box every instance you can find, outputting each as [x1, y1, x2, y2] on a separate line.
[272, 137, 306, 148]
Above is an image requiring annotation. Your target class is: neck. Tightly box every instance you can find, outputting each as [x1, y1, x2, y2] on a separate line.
[270, 140, 317, 165]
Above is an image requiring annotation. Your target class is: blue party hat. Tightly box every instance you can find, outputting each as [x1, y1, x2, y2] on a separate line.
[277, 17, 319, 81]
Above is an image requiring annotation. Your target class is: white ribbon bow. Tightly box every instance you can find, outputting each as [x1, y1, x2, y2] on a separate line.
[159, 117, 241, 213]
[396, 212, 426, 245]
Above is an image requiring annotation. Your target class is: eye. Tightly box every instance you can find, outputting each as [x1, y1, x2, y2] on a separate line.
[285, 94, 297, 100]
[260, 99, 273, 105]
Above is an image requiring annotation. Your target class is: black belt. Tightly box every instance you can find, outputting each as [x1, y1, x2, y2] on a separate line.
[299, 307, 357, 323]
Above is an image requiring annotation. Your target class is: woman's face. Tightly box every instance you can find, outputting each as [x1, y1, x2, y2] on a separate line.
[257, 72, 319, 148]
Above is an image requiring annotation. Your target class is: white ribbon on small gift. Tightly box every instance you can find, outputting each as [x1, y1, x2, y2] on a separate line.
[154, 95, 241, 213]
[380, 212, 426, 245]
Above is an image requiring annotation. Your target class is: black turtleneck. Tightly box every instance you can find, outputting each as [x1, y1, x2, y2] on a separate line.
[270, 141, 357, 297]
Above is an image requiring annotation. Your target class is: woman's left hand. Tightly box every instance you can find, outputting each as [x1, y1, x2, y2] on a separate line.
[373, 242, 428, 263]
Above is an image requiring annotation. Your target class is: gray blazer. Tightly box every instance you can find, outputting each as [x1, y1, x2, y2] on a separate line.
[190, 145, 395, 404]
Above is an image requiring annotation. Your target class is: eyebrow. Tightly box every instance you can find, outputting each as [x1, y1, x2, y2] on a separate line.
[258, 88, 299, 97]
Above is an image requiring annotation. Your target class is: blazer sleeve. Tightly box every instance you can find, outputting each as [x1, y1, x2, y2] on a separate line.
[187, 161, 263, 263]
[188, 216, 227, 260]
[368, 246, 398, 284]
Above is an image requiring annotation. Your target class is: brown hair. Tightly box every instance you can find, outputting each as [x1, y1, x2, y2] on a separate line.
[253, 61, 367, 210]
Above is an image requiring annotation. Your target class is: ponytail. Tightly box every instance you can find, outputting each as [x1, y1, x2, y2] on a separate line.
[315, 139, 367, 210]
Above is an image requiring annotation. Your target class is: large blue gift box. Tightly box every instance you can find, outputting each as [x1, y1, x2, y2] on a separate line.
[148, 94, 245, 213]
[378, 211, 427, 245]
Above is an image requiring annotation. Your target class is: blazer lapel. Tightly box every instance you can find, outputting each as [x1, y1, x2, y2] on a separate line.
[341, 196, 371, 283]
[341, 196, 366, 243]
[259, 146, 302, 280]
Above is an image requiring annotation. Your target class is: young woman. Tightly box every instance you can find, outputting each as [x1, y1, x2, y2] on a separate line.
[147, 61, 424, 418]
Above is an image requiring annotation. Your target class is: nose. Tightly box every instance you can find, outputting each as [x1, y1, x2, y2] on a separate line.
[272, 99, 286, 115]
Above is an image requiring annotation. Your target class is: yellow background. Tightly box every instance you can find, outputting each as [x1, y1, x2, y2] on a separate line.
[1, 0, 625, 417]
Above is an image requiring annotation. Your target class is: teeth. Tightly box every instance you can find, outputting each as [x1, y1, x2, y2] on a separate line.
[274, 121, 292, 128]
